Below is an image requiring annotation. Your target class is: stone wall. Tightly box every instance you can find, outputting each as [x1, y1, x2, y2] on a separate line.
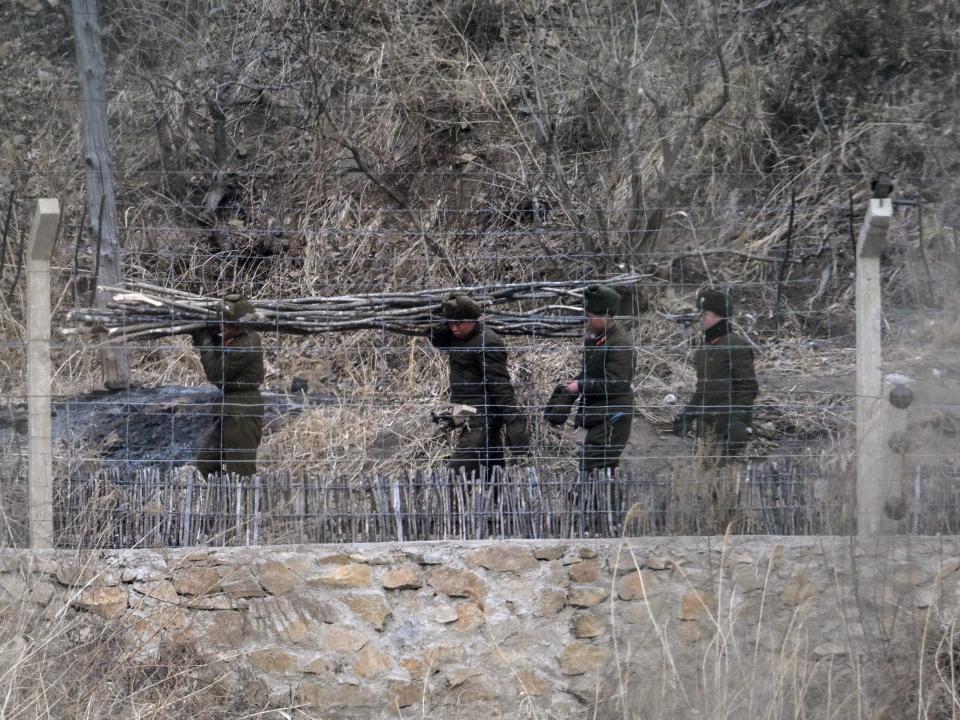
[1, 537, 958, 718]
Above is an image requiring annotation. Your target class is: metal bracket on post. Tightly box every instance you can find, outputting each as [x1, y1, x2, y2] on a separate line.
[27, 198, 60, 548]
[855, 197, 894, 536]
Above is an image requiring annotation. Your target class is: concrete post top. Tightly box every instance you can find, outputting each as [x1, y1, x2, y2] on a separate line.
[857, 197, 892, 259]
[28, 198, 61, 261]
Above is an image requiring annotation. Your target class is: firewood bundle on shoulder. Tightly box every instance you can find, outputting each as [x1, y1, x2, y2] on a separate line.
[64, 274, 649, 342]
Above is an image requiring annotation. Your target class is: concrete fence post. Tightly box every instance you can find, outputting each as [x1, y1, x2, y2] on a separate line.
[855, 197, 895, 535]
[26, 198, 60, 548]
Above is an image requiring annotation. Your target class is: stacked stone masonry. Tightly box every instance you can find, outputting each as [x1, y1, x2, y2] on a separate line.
[1, 537, 958, 719]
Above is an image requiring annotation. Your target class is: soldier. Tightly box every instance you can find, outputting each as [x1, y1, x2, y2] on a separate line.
[192, 294, 265, 478]
[562, 284, 635, 474]
[673, 288, 759, 459]
[429, 293, 529, 477]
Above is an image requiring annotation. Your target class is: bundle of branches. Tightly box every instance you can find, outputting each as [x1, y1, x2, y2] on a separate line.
[64, 274, 650, 342]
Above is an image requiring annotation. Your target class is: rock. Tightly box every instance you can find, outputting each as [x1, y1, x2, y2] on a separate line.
[353, 645, 393, 678]
[0, 574, 27, 600]
[572, 613, 605, 638]
[201, 611, 245, 646]
[257, 562, 298, 596]
[311, 564, 373, 589]
[893, 565, 930, 587]
[401, 656, 429, 680]
[645, 556, 673, 570]
[74, 586, 127, 618]
[241, 680, 269, 707]
[490, 616, 523, 645]
[814, 641, 848, 658]
[516, 670, 551, 696]
[618, 603, 653, 626]
[173, 567, 220, 596]
[533, 546, 566, 561]
[447, 667, 480, 688]
[432, 604, 459, 624]
[618, 570, 658, 600]
[180, 550, 217, 565]
[302, 656, 336, 676]
[427, 567, 487, 604]
[936, 557, 960, 581]
[442, 673, 504, 704]
[296, 682, 378, 709]
[678, 622, 704, 643]
[567, 588, 609, 608]
[467, 546, 538, 573]
[248, 649, 298, 674]
[455, 602, 485, 632]
[568, 559, 600, 584]
[130, 608, 189, 642]
[382, 565, 422, 590]
[30, 581, 55, 606]
[559, 642, 610, 675]
[342, 593, 391, 630]
[132, 580, 179, 605]
[781, 574, 813, 607]
[579, 548, 598, 559]
[537, 589, 566, 617]
[679, 591, 714, 621]
[317, 624, 369, 653]
[120, 564, 167, 583]
[389, 680, 422, 708]
[220, 568, 266, 598]
[183, 594, 234, 610]
[279, 618, 312, 643]
[55, 563, 97, 587]
[733, 565, 764, 593]
[404, 550, 446, 565]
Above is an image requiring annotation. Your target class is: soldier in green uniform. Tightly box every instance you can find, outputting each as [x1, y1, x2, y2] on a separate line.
[429, 293, 529, 477]
[673, 288, 759, 459]
[192, 294, 265, 478]
[562, 284, 635, 474]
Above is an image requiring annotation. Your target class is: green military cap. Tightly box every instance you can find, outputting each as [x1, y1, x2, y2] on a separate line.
[696, 288, 733, 318]
[440, 293, 482, 320]
[583, 284, 621, 316]
[222, 293, 256, 322]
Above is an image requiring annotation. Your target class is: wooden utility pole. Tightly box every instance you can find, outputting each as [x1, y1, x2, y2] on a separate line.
[855, 195, 898, 535]
[27, 199, 60, 549]
[72, 0, 130, 389]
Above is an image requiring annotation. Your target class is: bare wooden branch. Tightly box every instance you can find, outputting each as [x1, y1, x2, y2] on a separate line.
[66, 273, 653, 341]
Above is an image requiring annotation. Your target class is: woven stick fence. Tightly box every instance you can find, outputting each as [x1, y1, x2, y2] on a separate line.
[63, 273, 651, 343]
[44, 461, 855, 548]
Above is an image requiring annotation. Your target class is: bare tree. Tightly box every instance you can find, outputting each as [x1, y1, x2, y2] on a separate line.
[72, 0, 130, 389]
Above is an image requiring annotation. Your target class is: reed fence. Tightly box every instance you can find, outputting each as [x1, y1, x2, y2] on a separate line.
[2, 460, 958, 548]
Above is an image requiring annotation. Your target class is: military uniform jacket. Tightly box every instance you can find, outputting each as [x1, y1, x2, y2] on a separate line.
[429, 323, 519, 423]
[576, 321, 635, 428]
[198, 330, 265, 393]
[688, 327, 758, 417]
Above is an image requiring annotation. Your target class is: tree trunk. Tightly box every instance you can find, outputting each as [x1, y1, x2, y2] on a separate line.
[72, 0, 130, 389]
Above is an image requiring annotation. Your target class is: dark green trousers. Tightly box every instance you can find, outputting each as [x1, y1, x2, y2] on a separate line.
[196, 391, 265, 478]
[450, 415, 504, 478]
[697, 413, 750, 460]
[580, 415, 632, 474]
